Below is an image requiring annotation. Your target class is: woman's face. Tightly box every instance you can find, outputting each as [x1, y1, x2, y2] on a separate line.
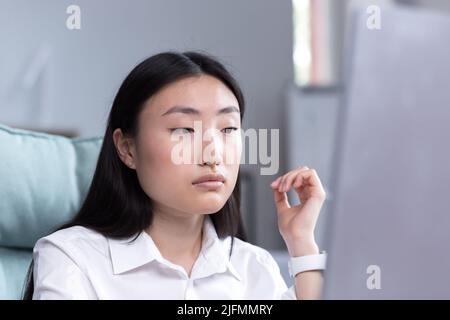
[118, 75, 242, 217]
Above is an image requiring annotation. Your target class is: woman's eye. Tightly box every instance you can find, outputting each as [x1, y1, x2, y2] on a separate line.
[222, 127, 239, 134]
[170, 128, 194, 134]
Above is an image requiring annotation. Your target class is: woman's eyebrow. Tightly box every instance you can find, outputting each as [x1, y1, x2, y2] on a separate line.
[160, 105, 240, 117]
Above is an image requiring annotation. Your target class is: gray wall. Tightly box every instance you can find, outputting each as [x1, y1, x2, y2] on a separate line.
[0, 0, 294, 250]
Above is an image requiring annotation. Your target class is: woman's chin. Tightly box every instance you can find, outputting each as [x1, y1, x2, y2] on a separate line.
[193, 199, 226, 214]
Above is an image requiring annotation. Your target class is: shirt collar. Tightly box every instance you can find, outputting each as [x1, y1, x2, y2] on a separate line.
[107, 215, 242, 281]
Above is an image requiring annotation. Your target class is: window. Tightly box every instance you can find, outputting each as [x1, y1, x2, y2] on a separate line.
[293, 0, 337, 87]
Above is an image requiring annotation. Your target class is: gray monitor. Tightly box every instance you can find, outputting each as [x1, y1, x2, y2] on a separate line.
[323, 6, 450, 299]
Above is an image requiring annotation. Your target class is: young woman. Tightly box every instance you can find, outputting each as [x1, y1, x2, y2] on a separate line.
[24, 51, 327, 300]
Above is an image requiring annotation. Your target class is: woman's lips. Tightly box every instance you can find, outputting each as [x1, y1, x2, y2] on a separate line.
[192, 173, 225, 190]
[192, 180, 224, 190]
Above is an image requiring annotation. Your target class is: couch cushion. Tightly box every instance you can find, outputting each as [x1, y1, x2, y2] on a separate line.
[0, 247, 32, 299]
[0, 124, 102, 248]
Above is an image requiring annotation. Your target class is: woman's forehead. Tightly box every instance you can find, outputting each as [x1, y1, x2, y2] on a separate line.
[143, 75, 240, 117]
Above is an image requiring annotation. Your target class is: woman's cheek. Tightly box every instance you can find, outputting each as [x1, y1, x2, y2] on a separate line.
[223, 137, 241, 194]
[224, 134, 242, 167]
[134, 140, 176, 192]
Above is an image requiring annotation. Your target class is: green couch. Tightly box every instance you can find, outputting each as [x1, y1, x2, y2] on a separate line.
[0, 124, 102, 299]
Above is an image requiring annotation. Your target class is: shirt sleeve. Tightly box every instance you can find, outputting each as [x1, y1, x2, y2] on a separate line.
[32, 238, 97, 300]
[281, 285, 298, 300]
[262, 251, 298, 300]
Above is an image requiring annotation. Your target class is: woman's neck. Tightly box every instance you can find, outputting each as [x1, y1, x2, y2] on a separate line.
[146, 208, 205, 276]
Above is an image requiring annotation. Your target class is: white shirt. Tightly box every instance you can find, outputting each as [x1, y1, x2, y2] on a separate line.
[32, 215, 297, 300]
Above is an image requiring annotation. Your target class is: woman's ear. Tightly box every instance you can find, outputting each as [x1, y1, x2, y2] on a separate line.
[112, 128, 136, 169]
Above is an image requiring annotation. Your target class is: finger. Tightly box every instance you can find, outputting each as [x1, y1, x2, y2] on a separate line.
[279, 172, 295, 193]
[270, 176, 282, 189]
[308, 169, 326, 197]
[293, 167, 310, 188]
[277, 174, 286, 192]
[294, 169, 326, 199]
[272, 186, 291, 212]
[277, 168, 297, 192]
[280, 166, 309, 192]
[279, 171, 298, 192]
[286, 166, 310, 190]
[301, 168, 325, 190]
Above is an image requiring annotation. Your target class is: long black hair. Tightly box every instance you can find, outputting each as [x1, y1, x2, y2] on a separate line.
[23, 51, 247, 299]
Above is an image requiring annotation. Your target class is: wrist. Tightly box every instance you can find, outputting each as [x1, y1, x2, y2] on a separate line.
[288, 251, 327, 278]
[286, 238, 319, 257]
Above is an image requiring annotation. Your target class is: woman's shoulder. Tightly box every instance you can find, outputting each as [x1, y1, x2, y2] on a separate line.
[226, 236, 278, 266]
[33, 225, 108, 257]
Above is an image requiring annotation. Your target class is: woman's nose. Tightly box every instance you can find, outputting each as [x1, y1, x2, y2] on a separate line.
[197, 130, 224, 166]
[200, 145, 223, 167]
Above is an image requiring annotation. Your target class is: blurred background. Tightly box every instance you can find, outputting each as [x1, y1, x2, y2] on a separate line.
[1, 0, 449, 285]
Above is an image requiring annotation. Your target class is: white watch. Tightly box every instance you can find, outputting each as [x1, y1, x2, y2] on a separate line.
[288, 251, 327, 277]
